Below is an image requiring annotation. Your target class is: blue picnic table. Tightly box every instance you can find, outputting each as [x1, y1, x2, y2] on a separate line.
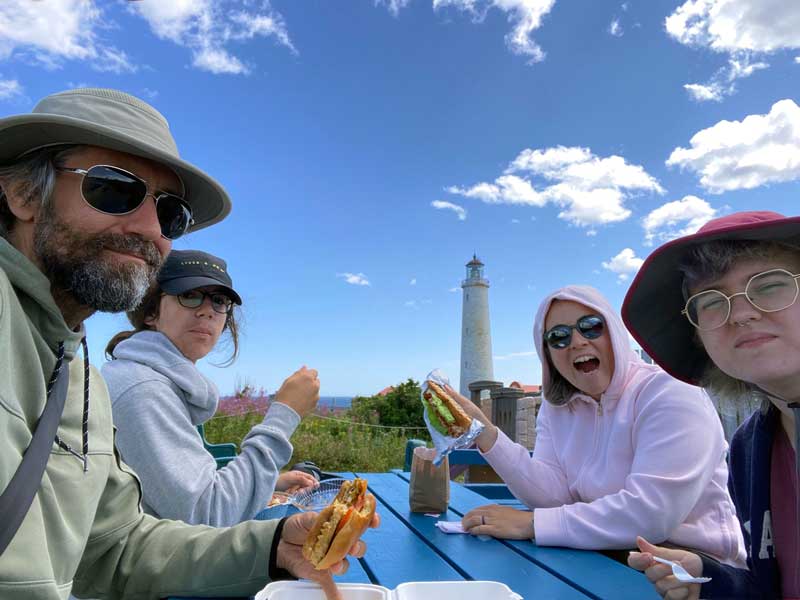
[170, 471, 659, 600]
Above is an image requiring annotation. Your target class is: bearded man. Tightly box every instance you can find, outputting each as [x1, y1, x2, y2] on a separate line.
[0, 88, 374, 600]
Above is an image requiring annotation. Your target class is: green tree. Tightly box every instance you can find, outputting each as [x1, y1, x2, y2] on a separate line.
[349, 379, 425, 428]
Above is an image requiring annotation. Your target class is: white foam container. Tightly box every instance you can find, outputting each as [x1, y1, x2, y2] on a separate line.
[256, 580, 523, 600]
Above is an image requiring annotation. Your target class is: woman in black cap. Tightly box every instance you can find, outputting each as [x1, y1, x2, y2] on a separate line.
[623, 211, 799, 600]
[102, 249, 320, 527]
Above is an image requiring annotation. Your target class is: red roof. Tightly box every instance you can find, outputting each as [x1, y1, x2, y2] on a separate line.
[377, 386, 395, 397]
[509, 381, 541, 394]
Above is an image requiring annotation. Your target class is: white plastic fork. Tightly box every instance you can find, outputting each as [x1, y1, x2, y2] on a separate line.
[652, 556, 712, 584]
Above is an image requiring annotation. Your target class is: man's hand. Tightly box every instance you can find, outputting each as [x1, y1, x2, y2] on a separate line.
[627, 536, 703, 600]
[275, 510, 380, 600]
[461, 504, 534, 540]
[276, 470, 319, 494]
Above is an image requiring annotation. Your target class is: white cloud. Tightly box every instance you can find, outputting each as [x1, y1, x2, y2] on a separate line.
[796, 56, 800, 64]
[0, 0, 136, 73]
[0, 78, 23, 100]
[683, 55, 768, 102]
[608, 19, 623, 37]
[132, 0, 295, 76]
[432, 0, 556, 63]
[449, 286, 460, 293]
[446, 175, 546, 206]
[193, 46, 248, 75]
[337, 272, 371, 286]
[405, 298, 432, 309]
[376, 0, 412, 17]
[666, 0, 800, 54]
[511, 218, 520, 223]
[684, 83, 723, 102]
[643, 196, 717, 245]
[431, 199, 467, 220]
[666, 0, 797, 99]
[447, 145, 663, 228]
[667, 99, 800, 192]
[410, 278, 417, 285]
[602, 248, 643, 281]
[494, 350, 537, 361]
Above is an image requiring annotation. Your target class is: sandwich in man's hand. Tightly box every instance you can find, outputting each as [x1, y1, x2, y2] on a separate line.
[422, 380, 472, 438]
[302, 478, 376, 570]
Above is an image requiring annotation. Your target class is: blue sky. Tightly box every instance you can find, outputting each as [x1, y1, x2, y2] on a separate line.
[1, 0, 799, 396]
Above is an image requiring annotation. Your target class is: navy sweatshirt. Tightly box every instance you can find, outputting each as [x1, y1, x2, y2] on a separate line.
[700, 405, 781, 599]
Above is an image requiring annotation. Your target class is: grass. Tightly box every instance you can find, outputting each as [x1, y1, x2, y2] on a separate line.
[204, 410, 429, 472]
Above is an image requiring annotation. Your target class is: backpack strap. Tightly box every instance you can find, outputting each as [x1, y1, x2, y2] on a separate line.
[0, 343, 69, 556]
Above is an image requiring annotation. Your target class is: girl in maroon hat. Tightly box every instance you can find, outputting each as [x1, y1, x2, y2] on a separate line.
[623, 211, 800, 600]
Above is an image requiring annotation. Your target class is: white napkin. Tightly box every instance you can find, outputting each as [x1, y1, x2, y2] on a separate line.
[435, 521, 466, 534]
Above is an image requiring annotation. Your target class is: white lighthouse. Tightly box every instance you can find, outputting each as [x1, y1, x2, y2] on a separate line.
[459, 255, 494, 397]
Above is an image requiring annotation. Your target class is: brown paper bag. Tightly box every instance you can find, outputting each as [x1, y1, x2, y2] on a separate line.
[409, 446, 450, 513]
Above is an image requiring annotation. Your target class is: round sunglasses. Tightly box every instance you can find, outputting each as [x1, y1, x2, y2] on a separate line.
[544, 314, 605, 349]
[682, 268, 800, 331]
[57, 164, 194, 240]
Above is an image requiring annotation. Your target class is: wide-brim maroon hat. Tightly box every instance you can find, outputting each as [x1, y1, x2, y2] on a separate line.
[622, 211, 800, 385]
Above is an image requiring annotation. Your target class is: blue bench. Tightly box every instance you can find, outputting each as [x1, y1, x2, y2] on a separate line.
[197, 423, 238, 468]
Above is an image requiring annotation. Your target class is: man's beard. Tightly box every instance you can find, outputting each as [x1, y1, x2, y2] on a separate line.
[33, 208, 164, 313]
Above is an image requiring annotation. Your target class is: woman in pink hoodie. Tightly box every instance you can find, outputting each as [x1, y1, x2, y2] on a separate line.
[450, 285, 746, 567]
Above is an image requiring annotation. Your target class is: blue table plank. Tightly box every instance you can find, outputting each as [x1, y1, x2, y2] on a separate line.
[358, 472, 589, 599]
[393, 471, 659, 600]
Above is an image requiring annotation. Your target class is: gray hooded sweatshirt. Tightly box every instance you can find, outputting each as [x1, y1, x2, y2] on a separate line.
[101, 330, 300, 526]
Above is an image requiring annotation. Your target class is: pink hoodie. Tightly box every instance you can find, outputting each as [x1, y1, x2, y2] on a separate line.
[481, 285, 747, 566]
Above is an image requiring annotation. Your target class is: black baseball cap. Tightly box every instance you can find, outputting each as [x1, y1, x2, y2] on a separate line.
[157, 249, 242, 305]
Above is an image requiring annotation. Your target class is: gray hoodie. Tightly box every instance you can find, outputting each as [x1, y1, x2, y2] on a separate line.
[102, 330, 300, 526]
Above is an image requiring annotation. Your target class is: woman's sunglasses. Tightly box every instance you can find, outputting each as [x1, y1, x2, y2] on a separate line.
[544, 315, 605, 349]
[175, 290, 234, 314]
[57, 164, 194, 240]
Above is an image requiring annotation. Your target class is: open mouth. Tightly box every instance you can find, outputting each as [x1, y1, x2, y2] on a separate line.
[574, 355, 600, 374]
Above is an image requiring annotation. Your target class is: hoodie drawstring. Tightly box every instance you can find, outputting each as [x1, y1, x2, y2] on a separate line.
[53, 337, 90, 472]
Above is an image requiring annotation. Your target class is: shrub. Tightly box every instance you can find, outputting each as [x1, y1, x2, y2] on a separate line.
[204, 378, 430, 472]
[349, 379, 425, 428]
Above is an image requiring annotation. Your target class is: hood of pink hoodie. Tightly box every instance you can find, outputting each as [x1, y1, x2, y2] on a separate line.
[534, 285, 642, 410]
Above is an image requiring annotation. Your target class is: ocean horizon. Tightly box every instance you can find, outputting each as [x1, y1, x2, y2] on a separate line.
[317, 396, 353, 409]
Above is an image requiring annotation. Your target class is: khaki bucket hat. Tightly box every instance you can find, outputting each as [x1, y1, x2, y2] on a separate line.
[0, 87, 230, 231]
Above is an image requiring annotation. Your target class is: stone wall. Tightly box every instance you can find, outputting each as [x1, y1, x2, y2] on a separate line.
[480, 394, 541, 450]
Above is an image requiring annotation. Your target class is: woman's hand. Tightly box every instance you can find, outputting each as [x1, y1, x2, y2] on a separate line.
[276, 470, 319, 494]
[275, 366, 320, 418]
[627, 537, 703, 600]
[443, 384, 498, 452]
[275, 510, 381, 600]
[461, 504, 534, 540]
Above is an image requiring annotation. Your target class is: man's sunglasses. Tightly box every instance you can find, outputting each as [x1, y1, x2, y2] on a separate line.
[544, 315, 605, 349]
[57, 164, 194, 240]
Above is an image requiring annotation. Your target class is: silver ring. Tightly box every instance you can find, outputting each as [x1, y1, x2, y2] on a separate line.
[481, 515, 485, 526]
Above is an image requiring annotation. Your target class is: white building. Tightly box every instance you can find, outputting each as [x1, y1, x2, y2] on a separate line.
[459, 255, 494, 397]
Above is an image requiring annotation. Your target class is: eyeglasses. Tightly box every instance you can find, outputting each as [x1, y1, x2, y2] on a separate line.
[57, 164, 194, 240]
[175, 290, 233, 314]
[682, 268, 800, 331]
[544, 314, 605, 349]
